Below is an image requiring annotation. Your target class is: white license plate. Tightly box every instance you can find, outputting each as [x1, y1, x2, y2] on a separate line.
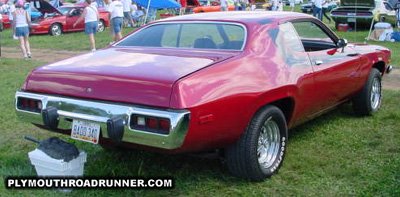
[307, 8, 311, 12]
[71, 120, 100, 144]
[347, 18, 356, 22]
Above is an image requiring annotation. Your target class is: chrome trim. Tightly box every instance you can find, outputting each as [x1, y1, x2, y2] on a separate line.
[113, 21, 248, 51]
[387, 65, 393, 74]
[330, 15, 373, 19]
[15, 91, 190, 149]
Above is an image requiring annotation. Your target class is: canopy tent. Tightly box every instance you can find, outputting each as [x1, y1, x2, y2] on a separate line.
[135, 0, 182, 9]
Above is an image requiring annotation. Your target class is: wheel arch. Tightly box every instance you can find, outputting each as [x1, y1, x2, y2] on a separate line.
[372, 61, 386, 75]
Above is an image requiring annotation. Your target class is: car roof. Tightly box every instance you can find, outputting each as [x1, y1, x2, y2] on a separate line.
[160, 11, 312, 24]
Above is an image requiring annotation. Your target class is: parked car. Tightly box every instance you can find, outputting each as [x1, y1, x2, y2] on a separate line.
[300, 1, 338, 13]
[15, 11, 392, 181]
[193, 3, 235, 12]
[1, 14, 10, 29]
[28, 0, 109, 36]
[330, 0, 397, 29]
[283, 0, 303, 6]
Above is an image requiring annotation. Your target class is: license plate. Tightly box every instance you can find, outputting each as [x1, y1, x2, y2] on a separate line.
[307, 8, 311, 12]
[71, 120, 100, 144]
[347, 18, 356, 22]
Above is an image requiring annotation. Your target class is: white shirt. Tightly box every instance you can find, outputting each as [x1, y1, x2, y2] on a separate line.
[85, 5, 98, 23]
[122, 0, 131, 12]
[105, 1, 124, 19]
[130, 4, 137, 15]
[313, 0, 324, 9]
[7, 4, 15, 20]
[15, 8, 28, 27]
[221, 0, 227, 7]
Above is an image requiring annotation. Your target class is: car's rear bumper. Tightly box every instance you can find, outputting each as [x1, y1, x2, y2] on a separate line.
[15, 91, 190, 150]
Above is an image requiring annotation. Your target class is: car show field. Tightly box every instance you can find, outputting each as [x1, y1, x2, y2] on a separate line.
[0, 4, 399, 196]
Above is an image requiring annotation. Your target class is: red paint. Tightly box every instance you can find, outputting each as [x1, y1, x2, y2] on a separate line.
[23, 12, 391, 153]
[27, 1, 109, 35]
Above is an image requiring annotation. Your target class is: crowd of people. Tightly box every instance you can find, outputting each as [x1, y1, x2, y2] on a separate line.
[0, 0, 337, 59]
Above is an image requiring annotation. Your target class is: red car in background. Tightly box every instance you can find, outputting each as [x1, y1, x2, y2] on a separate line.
[29, 0, 109, 36]
[1, 14, 10, 29]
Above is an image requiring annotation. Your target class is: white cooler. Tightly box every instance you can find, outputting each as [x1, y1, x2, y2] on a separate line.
[28, 149, 87, 177]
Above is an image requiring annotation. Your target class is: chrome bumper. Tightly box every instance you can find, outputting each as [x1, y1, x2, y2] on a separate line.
[15, 91, 190, 149]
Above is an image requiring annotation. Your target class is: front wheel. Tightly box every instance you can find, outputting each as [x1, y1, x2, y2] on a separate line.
[49, 23, 62, 36]
[225, 105, 288, 181]
[353, 68, 382, 115]
[97, 20, 105, 32]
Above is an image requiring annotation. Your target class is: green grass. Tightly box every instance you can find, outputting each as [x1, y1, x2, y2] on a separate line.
[1, 7, 400, 196]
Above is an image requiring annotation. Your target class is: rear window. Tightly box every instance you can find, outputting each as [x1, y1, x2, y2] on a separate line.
[116, 23, 246, 50]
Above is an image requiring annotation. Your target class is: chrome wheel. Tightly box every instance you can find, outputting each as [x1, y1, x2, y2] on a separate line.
[370, 77, 381, 111]
[51, 24, 61, 36]
[98, 21, 105, 32]
[257, 117, 281, 169]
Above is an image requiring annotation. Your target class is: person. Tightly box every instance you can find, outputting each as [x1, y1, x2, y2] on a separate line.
[105, 0, 124, 42]
[278, 0, 283, 11]
[130, 1, 138, 23]
[322, 0, 331, 23]
[132, 5, 144, 24]
[271, 0, 278, 11]
[13, 0, 31, 59]
[289, 0, 295, 12]
[221, 0, 228, 11]
[234, 0, 239, 11]
[312, 0, 323, 21]
[122, 0, 134, 27]
[5, 0, 16, 38]
[239, 0, 248, 10]
[73, 0, 99, 51]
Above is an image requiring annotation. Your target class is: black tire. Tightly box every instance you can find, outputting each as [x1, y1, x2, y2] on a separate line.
[225, 105, 288, 181]
[97, 20, 105, 32]
[353, 68, 382, 116]
[49, 23, 62, 36]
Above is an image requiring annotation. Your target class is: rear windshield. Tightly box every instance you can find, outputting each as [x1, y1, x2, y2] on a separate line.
[116, 23, 246, 51]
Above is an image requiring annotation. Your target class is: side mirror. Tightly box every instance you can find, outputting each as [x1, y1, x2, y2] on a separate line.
[337, 38, 348, 48]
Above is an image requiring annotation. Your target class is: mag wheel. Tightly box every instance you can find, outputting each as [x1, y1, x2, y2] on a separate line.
[225, 105, 288, 181]
[50, 23, 62, 36]
[98, 20, 105, 32]
[353, 68, 382, 115]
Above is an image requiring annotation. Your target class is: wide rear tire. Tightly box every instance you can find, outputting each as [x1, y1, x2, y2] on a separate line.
[225, 105, 288, 181]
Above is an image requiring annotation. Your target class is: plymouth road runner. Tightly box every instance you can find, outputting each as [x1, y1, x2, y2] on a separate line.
[15, 12, 392, 181]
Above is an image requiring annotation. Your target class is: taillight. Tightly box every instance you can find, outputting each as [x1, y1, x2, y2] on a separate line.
[130, 114, 171, 135]
[17, 97, 42, 113]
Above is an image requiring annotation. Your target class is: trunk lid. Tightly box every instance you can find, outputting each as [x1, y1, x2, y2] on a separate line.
[340, 0, 375, 8]
[23, 47, 237, 108]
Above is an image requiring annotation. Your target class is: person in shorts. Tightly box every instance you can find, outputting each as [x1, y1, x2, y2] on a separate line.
[74, 0, 99, 51]
[13, 0, 31, 59]
[105, 0, 124, 42]
[122, 0, 134, 27]
[289, 0, 295, 12]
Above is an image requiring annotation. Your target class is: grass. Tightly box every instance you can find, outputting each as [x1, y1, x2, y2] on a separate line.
[1, 5, 400, 196]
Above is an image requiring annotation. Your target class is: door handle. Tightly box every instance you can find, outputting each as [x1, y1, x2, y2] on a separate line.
[314, 60, 323, 66]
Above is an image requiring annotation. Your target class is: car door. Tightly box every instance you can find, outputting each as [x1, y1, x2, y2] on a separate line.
[66, 8, 84, 31]
[291, 20, 361, 114]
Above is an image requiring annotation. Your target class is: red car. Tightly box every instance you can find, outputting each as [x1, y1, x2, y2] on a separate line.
[15, 12, 392, 180]
[29, 1, 109, 36]
[1, 14, 10, 29]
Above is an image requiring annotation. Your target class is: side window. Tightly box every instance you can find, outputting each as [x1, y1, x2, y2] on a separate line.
[274, 22, 311, 68]
[292, 21, 336, 52]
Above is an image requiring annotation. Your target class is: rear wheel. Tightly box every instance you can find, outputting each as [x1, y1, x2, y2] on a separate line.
[225, 105, 288, 181]
[49, 23, 62, 36]
[353, 68, 382, 115]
